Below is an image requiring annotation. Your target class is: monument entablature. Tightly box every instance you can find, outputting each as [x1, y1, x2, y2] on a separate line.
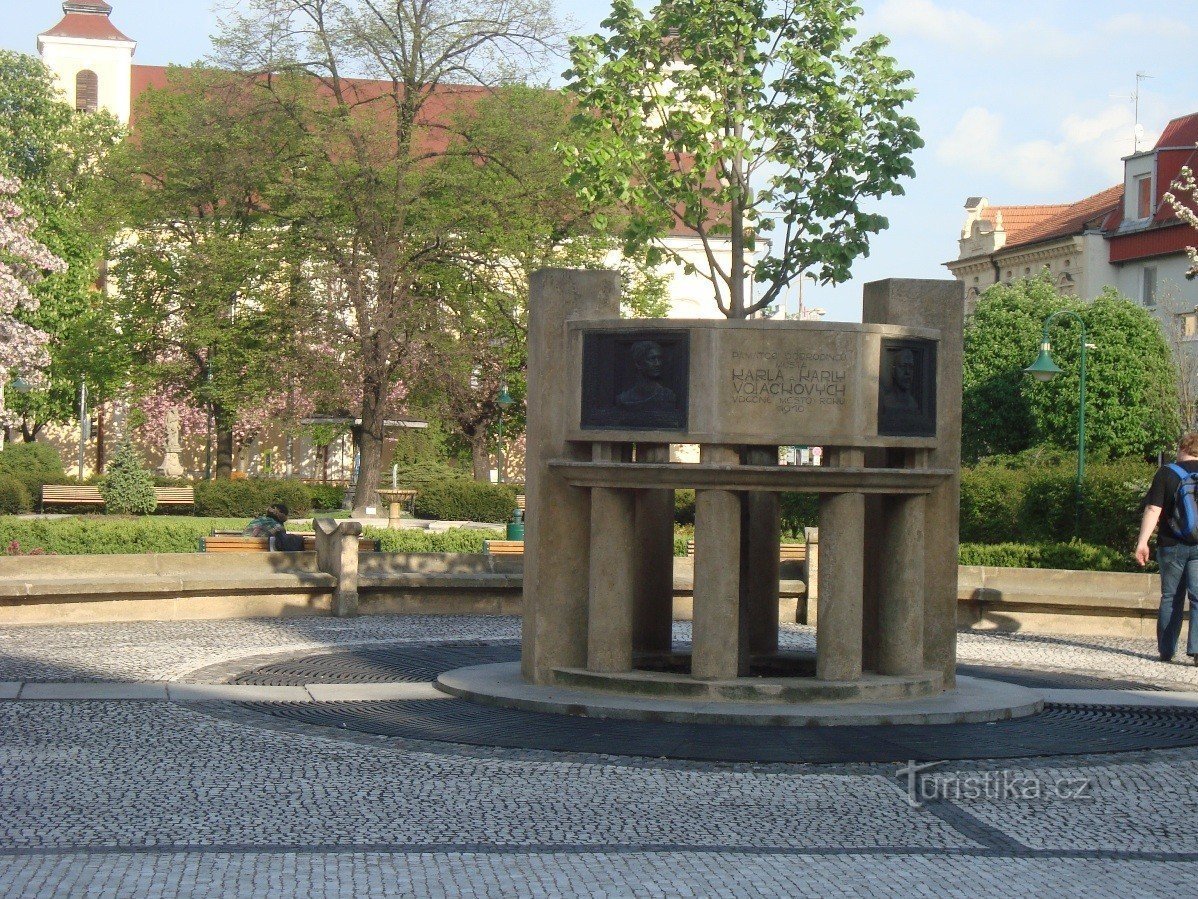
[567, 318, 941, 447]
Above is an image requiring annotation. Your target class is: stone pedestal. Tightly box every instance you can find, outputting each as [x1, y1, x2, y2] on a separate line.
[314, 518, 364, 618]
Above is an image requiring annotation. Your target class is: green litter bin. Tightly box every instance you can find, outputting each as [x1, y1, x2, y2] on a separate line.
[506, 508, 525, 541]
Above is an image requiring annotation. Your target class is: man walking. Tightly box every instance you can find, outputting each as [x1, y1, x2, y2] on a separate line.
[1135, 433, 1198, 663]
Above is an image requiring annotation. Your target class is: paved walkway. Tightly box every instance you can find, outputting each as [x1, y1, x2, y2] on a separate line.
[1, 615, 1197, 897]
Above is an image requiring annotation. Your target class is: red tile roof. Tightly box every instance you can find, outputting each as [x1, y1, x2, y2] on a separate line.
[997, 185, 1123, 250]
[980, 204, 1070, 245]
[1156, 112, 1198, 149]
[40, 11, 132, 43]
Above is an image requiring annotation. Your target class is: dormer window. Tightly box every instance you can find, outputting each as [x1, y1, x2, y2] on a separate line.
[1136, 174, 1153, 219]
[75, 70, 98, 113]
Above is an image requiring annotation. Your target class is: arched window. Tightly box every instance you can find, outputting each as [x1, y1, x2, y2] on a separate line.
[75, 70, 99, 113]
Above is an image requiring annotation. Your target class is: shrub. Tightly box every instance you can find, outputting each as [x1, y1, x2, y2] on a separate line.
[779, 492, 819, 538]
[413, 479, 518, 523]
[0, 441, 66, 496]
[674, 489, 695, 525]
[100, 441, 157, 515]
[259, 479, 313, 516]
[365, 526, 502, 553]
[307, 483, 345, 511]
[194, 480, 264, 516]
[0, 518, 219, 554]
[960, 464, 1028, 544]
[958, 540, 1143, 573]
[0, 474, 31, 514]
[392, 462, 470, 490]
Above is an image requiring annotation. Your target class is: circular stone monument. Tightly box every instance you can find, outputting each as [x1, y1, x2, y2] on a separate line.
[439, 269, 1043, 726]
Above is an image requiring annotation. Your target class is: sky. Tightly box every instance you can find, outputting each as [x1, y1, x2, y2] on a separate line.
[4, 0, 1198, 321]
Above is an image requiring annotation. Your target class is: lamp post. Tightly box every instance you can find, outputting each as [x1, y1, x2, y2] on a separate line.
[496, 384, 513, 483]
[1023, 309, 1088, 533]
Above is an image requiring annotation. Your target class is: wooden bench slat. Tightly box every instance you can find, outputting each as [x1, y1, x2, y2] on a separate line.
[201, 534, 380, 553]
[42, 485, 194, 509]
[686, 539, 806, 562]
[484, 540, 525, 556]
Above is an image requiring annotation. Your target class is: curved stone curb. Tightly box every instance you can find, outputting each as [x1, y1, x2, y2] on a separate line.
[437, 663, 1046, 727]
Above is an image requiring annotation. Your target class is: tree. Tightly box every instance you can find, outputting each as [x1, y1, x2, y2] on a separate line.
[99, 67, 317, 478]
[562, 0, 921, 319]
[207, 0, 565, 511]
[963, 276, 1179, 463]
[0, 52, 124, 443]
[1164, 164, 1198, 279]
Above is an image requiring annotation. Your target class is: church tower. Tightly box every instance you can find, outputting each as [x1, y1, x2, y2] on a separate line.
[37, 1, 136, 124]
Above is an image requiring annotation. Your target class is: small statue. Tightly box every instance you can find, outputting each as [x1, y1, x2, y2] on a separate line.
[156, 408, 186, 478]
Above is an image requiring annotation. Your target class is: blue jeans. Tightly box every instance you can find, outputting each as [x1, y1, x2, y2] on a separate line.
[1156, 543, 1198, 659]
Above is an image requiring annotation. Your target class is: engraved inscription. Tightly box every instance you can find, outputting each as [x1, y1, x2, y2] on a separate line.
[878, 338, 936, 437]
[726, 349, 853, 415]
[581, 330, 689, 431]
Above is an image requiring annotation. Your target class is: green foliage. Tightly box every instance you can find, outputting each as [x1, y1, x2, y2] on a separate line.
[99, 441, 157, 515]
[413, 479, 518, 523]
[0, 518, 232, 555]
[674, 489, 696, 526]
[365, 526, 503, 554]
[964, 277, 1179, 462]
[193, 479, 316, 517]
[0, 441, 66, 496]
[563, 0, 921, 316]
[307, 483, 346, 511]
[0, 52, 126, 433]
[958, 541, 1143, 573]
[392, 462, 470, 490]
[959, 457, 1155, 549]
[779, 493, 820, 538]
[0, 474, 31, 514]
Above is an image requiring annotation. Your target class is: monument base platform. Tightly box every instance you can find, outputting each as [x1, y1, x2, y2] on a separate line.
[436, 662, 1043, 727]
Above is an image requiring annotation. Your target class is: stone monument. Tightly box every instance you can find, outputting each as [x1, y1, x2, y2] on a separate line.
[156, 408, 186, 479]
[438, 269, 1040, 725]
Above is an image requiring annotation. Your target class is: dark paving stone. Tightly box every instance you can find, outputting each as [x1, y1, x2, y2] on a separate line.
[232, 642, 1198, 764]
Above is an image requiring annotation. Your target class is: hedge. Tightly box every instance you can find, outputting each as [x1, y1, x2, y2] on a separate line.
[958, 541, 1144, 573]
[0, 442, 68, 498]
[0, 518, 245, 555]
[193, 479, 315, 517]
[365, 526, 503, 553]
[307, 483, 345, 511]
[0, 474, 31, 514]
[413, 479, 518, 523]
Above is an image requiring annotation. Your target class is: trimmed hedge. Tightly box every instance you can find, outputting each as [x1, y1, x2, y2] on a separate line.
[0, 474, 31, 514]
[958, 540, 1144, 573]
[365, 526, 503, 553]
[193, 479, 315, 517]
[0, 518, 244, 555]
[0, 441, 67, 497]
[413, 479, 518, 523]
[307, 483, 345, 511]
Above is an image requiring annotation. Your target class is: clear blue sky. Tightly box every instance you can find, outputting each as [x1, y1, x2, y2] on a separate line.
[6, 0, 1198, 321]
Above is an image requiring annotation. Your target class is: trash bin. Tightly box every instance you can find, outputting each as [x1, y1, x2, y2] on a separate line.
[506, 508, 525, 541]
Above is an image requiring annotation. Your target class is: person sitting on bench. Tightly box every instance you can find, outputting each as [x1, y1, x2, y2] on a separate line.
[243, 504, 305, 551]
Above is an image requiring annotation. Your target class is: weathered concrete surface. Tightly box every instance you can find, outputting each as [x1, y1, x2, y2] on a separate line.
[864, 279, 964, 686]
[816, 450, 864, 682]
[521, 269, 621, 683]
[877, 493, 926, 676]
[632, 443, 674, 654]
[587, 487, 637, 672]
[691, 446, 744, 680]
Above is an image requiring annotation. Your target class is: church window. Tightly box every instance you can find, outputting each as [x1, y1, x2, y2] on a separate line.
[76, 70, 99, 113]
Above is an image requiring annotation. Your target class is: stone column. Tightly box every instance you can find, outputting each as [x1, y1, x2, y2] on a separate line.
[314, 518, 364, 618]
[741, 445, 780, 657]
[692, 445, 744, 680]
[815, 448, 864, 682]
[587, 443, 636, 672]
[863, 279, 964, 686]
[522, 269, 622, 683]
[876, 492, 926, 675]
[803, 526, 819, 626]
[633, 443, 674, 655]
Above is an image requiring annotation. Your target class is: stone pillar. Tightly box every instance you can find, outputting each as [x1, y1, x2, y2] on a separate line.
[803, 526, 819, 626]
[863, 279, 964, 686]
[522, 269, 622, 683]
[876, 493, 926, 675]
[741, 445, 780, 657]
[692, 445, 744, 680]
[314, 518, 364, 618]
[633, 443, 674, 655]
[815, 448, 864, 682]
[587, 484, 637, 672]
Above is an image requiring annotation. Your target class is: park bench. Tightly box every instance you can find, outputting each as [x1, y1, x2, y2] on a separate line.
[200, 533, 381, 553]
[686, 539, 806, 564]
[40, 484, 195, 511]
[483, 539, 525, 557]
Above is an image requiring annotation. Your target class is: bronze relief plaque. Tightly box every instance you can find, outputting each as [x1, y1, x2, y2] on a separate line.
[581, 330, 689, 431]
[878, 337, 937, 437]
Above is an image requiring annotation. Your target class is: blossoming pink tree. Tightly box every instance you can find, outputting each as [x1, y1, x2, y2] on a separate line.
[0, 175, 65, 447]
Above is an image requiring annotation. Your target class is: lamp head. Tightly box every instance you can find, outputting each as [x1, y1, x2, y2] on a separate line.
[1024, 343, 1062, 382]
[496, 385, 513, 410]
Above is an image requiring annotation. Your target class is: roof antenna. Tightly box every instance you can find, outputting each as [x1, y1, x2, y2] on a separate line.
[1133, 71, 1153, 152]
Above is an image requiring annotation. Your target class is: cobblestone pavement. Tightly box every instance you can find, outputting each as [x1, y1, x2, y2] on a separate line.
[1, 615, 1198, 896]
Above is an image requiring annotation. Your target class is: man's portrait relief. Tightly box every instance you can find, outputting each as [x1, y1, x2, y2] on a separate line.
[877, 338, 936, 437]
[581, 331, 689, 431]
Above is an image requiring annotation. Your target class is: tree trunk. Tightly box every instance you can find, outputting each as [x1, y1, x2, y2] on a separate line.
[471, 429, 491, 481]
[352, 388, 386, 515]
[214, 405, 235, 479]
[95, 405, 106, 473]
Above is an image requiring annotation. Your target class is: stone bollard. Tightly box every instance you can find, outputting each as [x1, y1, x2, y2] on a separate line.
[314, 518, 364, 618]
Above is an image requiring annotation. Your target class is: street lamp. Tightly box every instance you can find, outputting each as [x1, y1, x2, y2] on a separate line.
[496, 384, 513, 483]
[1023, 309, 1089, 532]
